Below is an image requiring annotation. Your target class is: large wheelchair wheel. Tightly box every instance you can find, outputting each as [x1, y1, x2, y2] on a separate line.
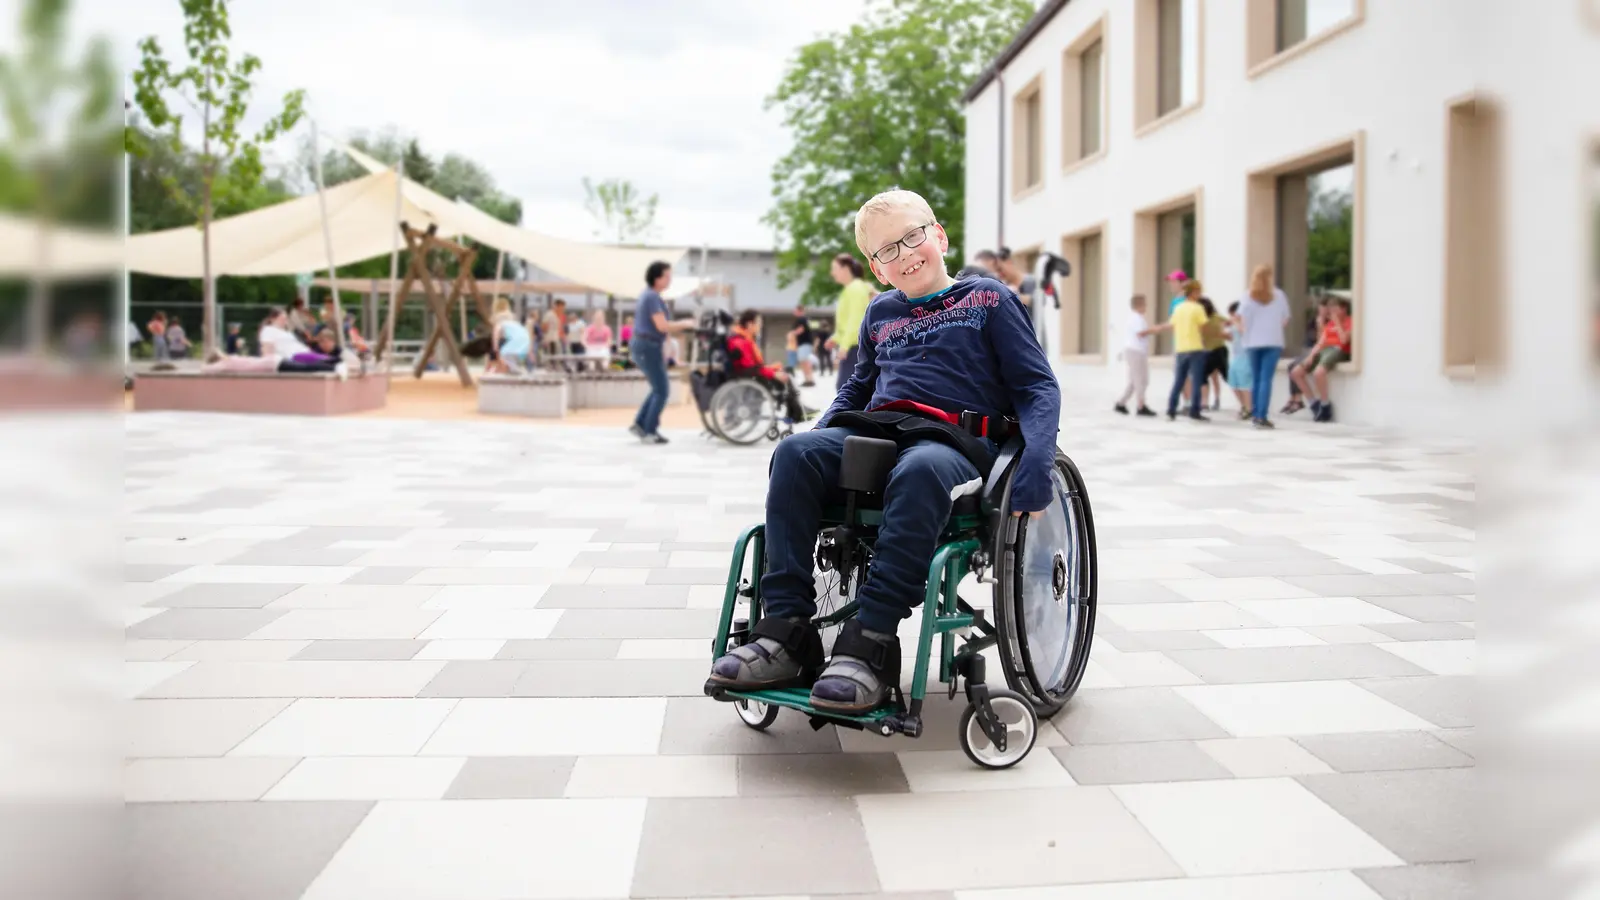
[992, 450, 1097, 719]
[709, 379, 778, 445]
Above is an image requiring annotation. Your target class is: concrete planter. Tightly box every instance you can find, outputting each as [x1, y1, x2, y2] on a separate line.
[478, 374, 569, 418]
[132, 371, 389, 416]
[566, 370, 688, 409]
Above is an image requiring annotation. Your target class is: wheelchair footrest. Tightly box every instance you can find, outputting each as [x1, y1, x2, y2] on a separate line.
[708, 685, 919, 736]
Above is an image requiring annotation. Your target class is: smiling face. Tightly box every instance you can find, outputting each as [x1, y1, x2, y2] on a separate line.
[862, 207, 950, 298]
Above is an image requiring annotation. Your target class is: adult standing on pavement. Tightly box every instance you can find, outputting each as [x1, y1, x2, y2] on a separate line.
[1235, 263, 1291, 429]
[630, 261, 696, 445]
[826, 252, 874, 391]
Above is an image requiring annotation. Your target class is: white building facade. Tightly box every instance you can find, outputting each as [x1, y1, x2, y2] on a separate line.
[963, 0, 1600, 438]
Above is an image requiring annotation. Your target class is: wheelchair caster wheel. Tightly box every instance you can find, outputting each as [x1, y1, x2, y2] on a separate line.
[958, 688, 1037, 769]
[734, 697, 779, 730]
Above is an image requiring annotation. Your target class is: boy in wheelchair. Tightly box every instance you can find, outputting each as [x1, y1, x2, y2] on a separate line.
[728, 309, 810, 425]
[706, 189, 1061, 715]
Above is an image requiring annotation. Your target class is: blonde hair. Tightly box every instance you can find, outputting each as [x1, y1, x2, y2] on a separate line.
[1249, 264, 1274, 301]
[1183, 279, 1203, 298]
[854, 189, 937, 257]
[492, 297, 513, 322]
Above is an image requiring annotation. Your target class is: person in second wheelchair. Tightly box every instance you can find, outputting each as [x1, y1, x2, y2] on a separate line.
[727, 310, 810, 425]
[706, 188, 1061, 715]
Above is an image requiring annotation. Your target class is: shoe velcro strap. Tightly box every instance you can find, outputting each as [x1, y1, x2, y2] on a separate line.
[751, 616, 811, 653]
[832, 627, 895, 672]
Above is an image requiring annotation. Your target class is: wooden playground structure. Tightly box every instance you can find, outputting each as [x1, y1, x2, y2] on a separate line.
[372, 223, 492, 387]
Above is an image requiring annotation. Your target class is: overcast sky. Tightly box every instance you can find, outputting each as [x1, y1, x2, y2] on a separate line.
[91, 0, 873, 249]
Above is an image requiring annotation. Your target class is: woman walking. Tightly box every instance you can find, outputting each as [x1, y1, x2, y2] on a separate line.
[827, 253, 874, 391]
[629, 262, 697, 444]
[1235, 264, 1291, 428]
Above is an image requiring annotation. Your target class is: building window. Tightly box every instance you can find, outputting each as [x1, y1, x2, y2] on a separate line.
[1058, 230, 1106, 357]
[1134, 193, 1202, 355]
[1443, 96, 1503, 375]
[1246, 135, 1363, 368]
[1247, 0, 1364, 75]
[1012, 75, 1044, 196]
[1136, 0, 1201, 132]
[1593, 143, 1600, 366]
[1060, 18, 1107, 169]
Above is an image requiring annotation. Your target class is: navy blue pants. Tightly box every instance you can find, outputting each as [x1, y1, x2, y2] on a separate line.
[631, 339, 671, 435]
[758, 427, 984, 634]
[1167, 350, 1207, 417]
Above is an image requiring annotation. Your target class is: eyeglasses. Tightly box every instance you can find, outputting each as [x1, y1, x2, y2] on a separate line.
[871, 223, 934, 264]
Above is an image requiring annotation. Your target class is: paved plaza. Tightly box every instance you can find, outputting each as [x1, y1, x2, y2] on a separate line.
[125, 376, 1475, 900]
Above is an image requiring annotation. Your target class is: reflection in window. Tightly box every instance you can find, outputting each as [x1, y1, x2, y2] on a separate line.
[1157, 0, 1200, 117]
[1278, 162, 1354, 351]
[1153, 204, 1197, 354]
[1080, 39, 1104, 158]
[1277, 0, 1358, 51]
[1080, 233, 1104, 355]
[1591, 145, 1599, 364]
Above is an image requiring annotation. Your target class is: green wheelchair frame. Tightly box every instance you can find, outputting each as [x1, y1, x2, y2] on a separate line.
[706, 442, 1098, 770]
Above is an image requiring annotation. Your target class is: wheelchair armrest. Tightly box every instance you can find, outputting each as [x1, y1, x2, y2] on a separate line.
[982, 436, 1025, 510]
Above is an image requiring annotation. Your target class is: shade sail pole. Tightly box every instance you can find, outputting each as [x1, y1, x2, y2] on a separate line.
[309, 119, 347, 354]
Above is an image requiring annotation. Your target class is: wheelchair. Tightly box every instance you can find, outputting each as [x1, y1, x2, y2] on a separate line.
[705, 425, 1098, 769]
[688, 309, 795, 445]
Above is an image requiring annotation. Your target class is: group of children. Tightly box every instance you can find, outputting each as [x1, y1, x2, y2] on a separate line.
[1117, 269, 1353, 424]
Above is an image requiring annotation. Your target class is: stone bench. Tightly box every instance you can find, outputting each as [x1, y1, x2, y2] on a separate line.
[132, 370, 388, 416]
[565, 370, 689, 410]
[477, 373, 569, 418]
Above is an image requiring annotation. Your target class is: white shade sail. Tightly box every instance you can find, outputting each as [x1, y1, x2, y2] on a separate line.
[0, 213, 123, 277]
[125, 169, 444, 279]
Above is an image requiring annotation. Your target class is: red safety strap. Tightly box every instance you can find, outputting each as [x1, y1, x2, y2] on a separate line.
[870, 399, 990, 435]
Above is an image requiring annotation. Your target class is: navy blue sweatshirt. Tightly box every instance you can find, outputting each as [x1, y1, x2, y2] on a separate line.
[817, 274, 1062, 512]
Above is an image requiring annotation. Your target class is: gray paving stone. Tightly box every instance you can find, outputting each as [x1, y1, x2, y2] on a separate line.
[1192, 559, 1365, 578]
[1052, 740, 1232, 784]
[127, 564, 190, 582]
[417, 661, 530, 697]
[495, 638, 622, 660]
[220, 548, 367, 566]
[128, 608, 288, 640]
[443, 757, 575, 799]
[1099, 581, 1192, 605]
[1367, 622, 1476, 642]
[151, 583, 295, 609]
[341, 566, 424, 585]
[1166, 644, 1432, 684]
[535, 584, 690, 609]
[657, 697, 840, 755]
[1098, 630, 1224, 652]
[511, 659, 707, 697]
[571, 550, 671, 568]
[644, 567, 731, 585]
[1379, 558, 1466, 575]
[292, 640, 426, 661]
[1283, 574, 1424, 597]
[1378, 574, 1477, 596]
[1050, 687, 1229, 745]
[737, 752, 910, 796]
[1295, 731, 1474, 772]
[1356, 862, 1475, 900]
[128, 801, 373, 900]
[1361, 594, 1475, 623]
[548, 608, 720, 639]
[1299, 768, 1476, 863]
[631, 796, 878, 897]
[1357, 676, 1473, 729]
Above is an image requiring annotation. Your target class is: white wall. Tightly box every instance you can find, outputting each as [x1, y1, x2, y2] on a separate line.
[963, 0, 1596, 437]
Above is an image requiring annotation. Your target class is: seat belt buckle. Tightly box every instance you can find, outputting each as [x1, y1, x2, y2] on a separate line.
[958, 410, 987, 438]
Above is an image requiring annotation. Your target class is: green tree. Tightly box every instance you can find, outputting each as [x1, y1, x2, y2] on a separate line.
[763, 0, 1033, 305]
[582, 176, 659, 244]
[0, 0, 120, 350]
[127, 0, 306, 356]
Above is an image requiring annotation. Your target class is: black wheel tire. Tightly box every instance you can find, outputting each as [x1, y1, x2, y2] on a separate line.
[957, 688, 1037, 769]
[734, 697, 779, 730]
[992, 450, 1098, 719]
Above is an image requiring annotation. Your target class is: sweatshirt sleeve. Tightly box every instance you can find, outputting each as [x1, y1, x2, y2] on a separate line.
[815, 313, 878, 428]
[986, 283, 1062, 512]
